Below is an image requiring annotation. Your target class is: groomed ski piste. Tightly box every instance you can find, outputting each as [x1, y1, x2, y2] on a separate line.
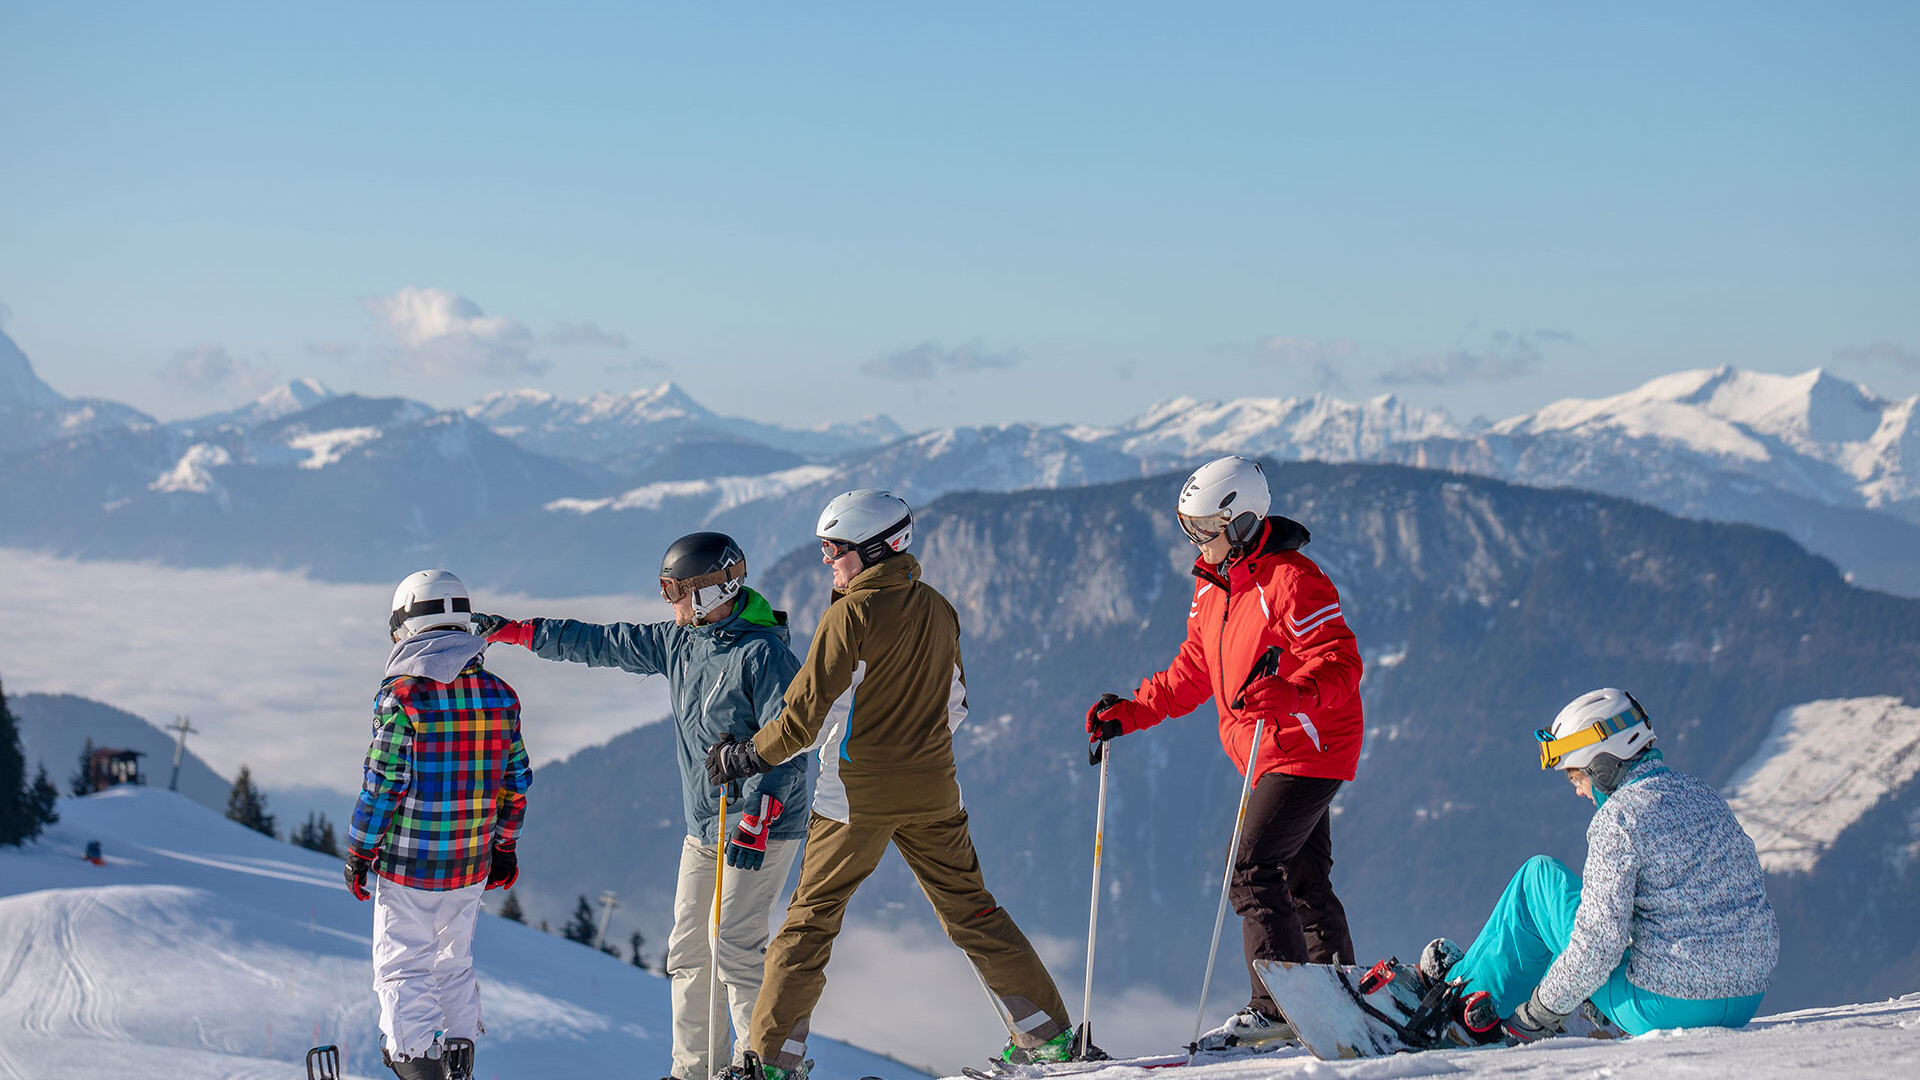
[0, 787, 917, 1080]
[4, 789, 1918, 1079]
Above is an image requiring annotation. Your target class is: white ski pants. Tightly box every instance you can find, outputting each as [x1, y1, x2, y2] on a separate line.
[372, 878, 486, 1061]
[666, 831, 801, 1080]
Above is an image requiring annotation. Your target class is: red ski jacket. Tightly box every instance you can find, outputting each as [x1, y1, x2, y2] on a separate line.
[1133, 517, 1365, 782]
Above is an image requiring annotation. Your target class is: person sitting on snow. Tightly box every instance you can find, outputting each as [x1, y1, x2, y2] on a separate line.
[1429, 687, 1779, 1043]
[346, 569, 533, 1080]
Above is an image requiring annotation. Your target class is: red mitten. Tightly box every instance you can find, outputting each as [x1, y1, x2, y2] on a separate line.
[1240, 674, 1302, 719]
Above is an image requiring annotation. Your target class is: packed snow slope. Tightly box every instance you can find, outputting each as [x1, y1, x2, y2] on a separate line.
[922, 994, 1920, 1080]
[0, 787, 917, 1080]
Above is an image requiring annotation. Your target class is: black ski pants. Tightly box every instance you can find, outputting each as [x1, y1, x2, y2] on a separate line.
[1230, 772, 1354, 1018]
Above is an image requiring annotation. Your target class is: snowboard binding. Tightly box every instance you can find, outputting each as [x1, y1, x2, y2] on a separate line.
[305, 1044, 341, 1080]
[444, 1037, 476, 1080]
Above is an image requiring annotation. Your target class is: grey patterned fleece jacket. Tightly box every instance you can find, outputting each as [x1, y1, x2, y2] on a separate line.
[1537, 755, 1780, 1015]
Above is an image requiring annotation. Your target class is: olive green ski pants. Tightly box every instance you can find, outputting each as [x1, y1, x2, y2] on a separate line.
[751, 808, 1069, 1069]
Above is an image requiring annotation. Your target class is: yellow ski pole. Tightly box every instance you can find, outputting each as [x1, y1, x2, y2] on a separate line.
[710, 780, 736, 1077]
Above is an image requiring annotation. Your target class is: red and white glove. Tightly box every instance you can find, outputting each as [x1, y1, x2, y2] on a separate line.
[727, 794, 785, 871]
[344, 847, 377, 901]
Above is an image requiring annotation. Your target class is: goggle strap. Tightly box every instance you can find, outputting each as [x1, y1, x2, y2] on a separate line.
[389, 596, 470, 632]
[1536, 707, 1644, 769]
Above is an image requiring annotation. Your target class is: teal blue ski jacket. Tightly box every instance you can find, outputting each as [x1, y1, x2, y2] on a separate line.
[520, 588, 809, 844]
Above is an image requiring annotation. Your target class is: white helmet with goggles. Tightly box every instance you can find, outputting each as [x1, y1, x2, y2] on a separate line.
[1177, 455, 1271, 552]
[817, 489, 913, 565]
[1537, 687, 1655, 771]
[389, 569, 473, 641]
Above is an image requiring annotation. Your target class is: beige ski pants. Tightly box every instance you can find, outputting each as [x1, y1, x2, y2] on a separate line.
[666, 831, 803, 1080]
[751, 809, 1069, 1070]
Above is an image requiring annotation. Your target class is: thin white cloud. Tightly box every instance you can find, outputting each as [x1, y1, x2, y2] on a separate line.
[1379, 328, 1577, 386]
[548, 322, 630, 350]
[364, 287, 545, 377]
[156, 344, 282, 395]
[1834, 341, 1920, 372]
[1251, 335, 1355, 390]
[305, 340, 356, 360]
[860, 340, 1022, 381]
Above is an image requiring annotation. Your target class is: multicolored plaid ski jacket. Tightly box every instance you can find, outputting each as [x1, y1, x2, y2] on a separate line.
[348, 656, 532, 890]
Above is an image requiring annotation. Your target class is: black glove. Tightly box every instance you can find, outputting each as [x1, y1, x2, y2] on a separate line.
[705, 734, 774, 787]
[1502, 990, 1569, 1044]
[486, 845, 518, 890]
[344, 849, 375, 901]
[469, 612, 506, 638]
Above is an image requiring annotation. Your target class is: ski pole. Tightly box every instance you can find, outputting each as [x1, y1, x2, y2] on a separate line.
[1077, 735, 1111, 1059]
[710, 778, 738, 1076]
[1188, 716, 1264, 1061]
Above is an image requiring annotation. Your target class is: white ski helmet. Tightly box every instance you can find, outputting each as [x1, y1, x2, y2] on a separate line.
[389, 569, 473, 641]
[817, 489, 913, 565]
[1537, 687, 1655, 771]
[1177, 455, 1271, 551]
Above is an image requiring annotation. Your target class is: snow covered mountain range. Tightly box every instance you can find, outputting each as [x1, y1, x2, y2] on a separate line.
[4, 327, 1918, 595]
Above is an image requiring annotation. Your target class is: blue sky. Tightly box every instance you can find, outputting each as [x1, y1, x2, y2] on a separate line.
[1, 1, 1915, 430]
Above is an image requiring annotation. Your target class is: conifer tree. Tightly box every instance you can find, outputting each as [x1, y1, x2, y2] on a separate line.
[28, 764, 58, 831]
[0, 677, 34, 846]
[497, 891, 526, 923]
[561, 894, 598, 946]
[225, 765, 277, 838]
[291, 811, 339, 856]
[628, 929, 648, 970]
[69, 737, 95, 797]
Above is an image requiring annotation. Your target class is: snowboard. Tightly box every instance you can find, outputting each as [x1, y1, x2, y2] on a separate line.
[1253, 958, 1486, 1060]
[1254, 959, 1629, 1061]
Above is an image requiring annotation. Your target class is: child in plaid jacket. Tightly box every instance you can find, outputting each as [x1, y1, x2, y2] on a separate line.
[347, 569, 532, 1080]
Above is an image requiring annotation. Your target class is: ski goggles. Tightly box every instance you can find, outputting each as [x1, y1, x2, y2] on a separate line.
[1178, 510, 1233, 545]
[659, 563, 745, 603]
[1535, 699, 1648, 770]
[820, 537, 856, 560]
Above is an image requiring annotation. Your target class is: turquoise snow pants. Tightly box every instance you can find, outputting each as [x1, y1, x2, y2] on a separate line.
[1449, 855, 1764, 1036]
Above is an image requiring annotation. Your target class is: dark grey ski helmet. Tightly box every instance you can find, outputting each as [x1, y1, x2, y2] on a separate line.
[660, 532, 747, 618]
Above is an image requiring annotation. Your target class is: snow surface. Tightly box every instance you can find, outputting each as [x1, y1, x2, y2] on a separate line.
[936, 996, 1920, 1080]
[547, 464, 842, 516]
[1493, 366, 1920, 510]
[9, 790, 1914, 1080]
[284, 426, 382, 469]
[1723, 696, 1920, 874]
[148, 444, 234, 494]
[0, 787, 919, 1080]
